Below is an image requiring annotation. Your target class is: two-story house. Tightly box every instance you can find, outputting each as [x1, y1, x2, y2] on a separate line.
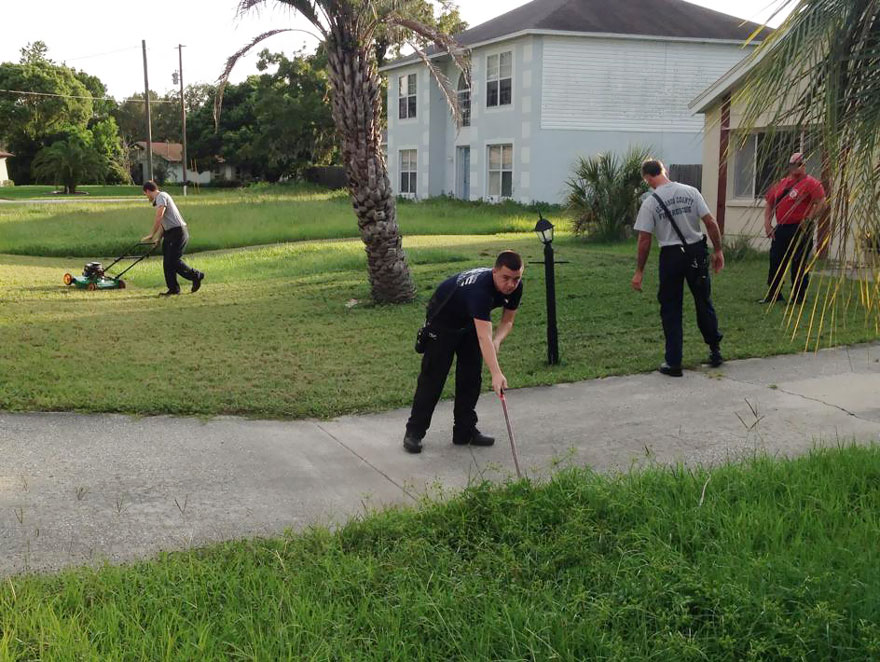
[381, 0, 766, 205]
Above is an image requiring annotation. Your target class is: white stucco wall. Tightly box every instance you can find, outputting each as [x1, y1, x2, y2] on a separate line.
[385, 32, 755, 204]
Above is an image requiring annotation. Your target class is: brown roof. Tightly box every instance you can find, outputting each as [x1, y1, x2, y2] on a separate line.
[135, 141, 183, 163]
[383, 0, 770, 70]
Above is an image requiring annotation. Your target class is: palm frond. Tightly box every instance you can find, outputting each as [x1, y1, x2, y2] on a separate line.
[404, 41, 463, 127]
[735, 0, 880, 336]
[566, 146, 652, 241]
[386, 15, 469, 128]
[387, 15, 470, 81]
[237, 0, 327, 32]
[214, 29, 294, 129]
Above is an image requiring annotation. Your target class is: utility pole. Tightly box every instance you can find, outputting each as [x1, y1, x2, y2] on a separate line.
[177, 44, 188, 196]
[142, 40, 153, 182]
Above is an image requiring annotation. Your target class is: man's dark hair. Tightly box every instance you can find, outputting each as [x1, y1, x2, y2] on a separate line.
[641, 159, 665, 177]
[142, 181, 159, 192]
[495, 250, 523, 271]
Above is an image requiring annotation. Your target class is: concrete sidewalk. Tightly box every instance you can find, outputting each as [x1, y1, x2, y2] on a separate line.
[2, 344, 879, 576]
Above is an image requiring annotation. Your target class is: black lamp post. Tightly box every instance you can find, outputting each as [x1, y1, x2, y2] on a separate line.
[534, 213, 559, 365]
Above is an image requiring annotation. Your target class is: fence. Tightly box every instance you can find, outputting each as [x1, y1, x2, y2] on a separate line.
[304, 166, 347, 189]
[669, 164, 703, 191]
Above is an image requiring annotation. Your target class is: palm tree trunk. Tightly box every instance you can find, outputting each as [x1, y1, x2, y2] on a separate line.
[325, 24, 416, 304]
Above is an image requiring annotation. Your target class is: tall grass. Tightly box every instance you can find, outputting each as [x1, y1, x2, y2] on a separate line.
[0, 191, 544, 256]
[1, 445, 878, 659]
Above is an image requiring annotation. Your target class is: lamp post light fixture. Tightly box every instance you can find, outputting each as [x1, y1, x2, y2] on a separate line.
[534, 213, 559, 365]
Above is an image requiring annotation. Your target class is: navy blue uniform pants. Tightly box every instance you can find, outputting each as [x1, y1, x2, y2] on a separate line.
[406, 327, 482, 440]
[658, 245, 723, 367]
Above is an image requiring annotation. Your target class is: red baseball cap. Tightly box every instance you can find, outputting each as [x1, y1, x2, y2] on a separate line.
[788, 152, 805, 165]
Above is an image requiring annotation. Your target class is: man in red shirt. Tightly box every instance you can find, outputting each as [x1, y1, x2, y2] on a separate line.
[761, 152, 826, 304]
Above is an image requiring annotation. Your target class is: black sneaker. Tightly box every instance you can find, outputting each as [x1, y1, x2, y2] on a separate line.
[403, 433, 423, 454]
[659, 362, 683, 377]
[758, 295, 785, 304]
[191, 271, 204, 293]
[708, 346, 724, 367]
[158, 290, 180, 297]
[452, 429, 495, 446]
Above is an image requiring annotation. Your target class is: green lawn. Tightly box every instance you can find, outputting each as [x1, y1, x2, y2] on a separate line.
[0, 183, 248, 200]
[0, 230, 875, 419]
[0, 186, 543, 256]
[0, 184, 222, 200]
[2, 445, 878, 659]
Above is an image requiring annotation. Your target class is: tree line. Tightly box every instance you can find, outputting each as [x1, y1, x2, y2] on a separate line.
[0, 1, 466, 190]
[0, 42, 342, 187]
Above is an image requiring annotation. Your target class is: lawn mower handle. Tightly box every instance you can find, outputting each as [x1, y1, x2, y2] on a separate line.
[104, 240, 159, 279]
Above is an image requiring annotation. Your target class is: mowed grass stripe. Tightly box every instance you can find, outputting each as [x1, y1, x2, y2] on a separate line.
[1, 234, 876, 419]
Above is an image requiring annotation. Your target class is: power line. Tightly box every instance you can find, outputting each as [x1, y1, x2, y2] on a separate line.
[63, 45, 142, 62]
[0, 88, 180, 103]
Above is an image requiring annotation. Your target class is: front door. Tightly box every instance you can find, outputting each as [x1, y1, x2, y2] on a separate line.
[456, 146, 470, 200]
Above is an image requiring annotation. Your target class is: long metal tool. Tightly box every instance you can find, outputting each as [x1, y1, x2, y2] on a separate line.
[499, 391, 522, 478]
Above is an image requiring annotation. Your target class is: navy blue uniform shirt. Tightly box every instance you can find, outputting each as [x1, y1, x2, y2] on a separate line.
[428, 267, 523, 330]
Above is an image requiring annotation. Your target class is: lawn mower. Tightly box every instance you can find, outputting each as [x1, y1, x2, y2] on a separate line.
[63, 240, 157, 290]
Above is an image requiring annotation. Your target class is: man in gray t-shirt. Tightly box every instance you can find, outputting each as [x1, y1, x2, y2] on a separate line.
[142, 181, 204, 296]
[631, 159, 725, 376]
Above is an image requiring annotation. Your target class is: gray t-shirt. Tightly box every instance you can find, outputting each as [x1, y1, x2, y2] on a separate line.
[153, 191, 186, 231]
[634, 182, 710, 247]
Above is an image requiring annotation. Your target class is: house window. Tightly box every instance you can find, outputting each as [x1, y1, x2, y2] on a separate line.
[732, 131, 820, 199]
[399, 149, 417, 195]
[398, 73, 417, 120]
[457, 73, 471, 127]
[487, 144, 513, 198]
[486, 51, 512, 108]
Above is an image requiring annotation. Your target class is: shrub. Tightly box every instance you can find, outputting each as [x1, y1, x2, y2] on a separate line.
[566, 146, 651, 241]
[725, 234, 763, 262]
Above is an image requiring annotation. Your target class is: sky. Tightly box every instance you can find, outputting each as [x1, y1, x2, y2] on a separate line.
[0, 0, 790, 101]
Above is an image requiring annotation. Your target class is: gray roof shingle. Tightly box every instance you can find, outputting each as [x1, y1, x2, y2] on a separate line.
[383, 0, 768, 70]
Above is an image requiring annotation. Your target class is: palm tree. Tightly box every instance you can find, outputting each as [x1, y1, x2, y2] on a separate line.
[736, 0, 880, 335]
[565, 147, 651, 242]
[222, 0, 469, 303]
[31, 135, 108, 194]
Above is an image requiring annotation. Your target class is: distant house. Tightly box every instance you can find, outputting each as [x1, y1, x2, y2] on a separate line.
[132, 142, 240, 185]
[0, 150, 13, 186]
[380, 0, 767, 204]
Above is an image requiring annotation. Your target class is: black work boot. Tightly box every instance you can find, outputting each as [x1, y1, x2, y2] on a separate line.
[708, 345, 724, 368]
[452, 429, 495, 446]
[191, 271, 205, 293]
[658, 362, 683, 377]
[403, 432, 423, 454]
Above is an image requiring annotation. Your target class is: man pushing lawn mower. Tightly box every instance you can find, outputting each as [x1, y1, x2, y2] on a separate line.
[141, 181, 205, 296]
